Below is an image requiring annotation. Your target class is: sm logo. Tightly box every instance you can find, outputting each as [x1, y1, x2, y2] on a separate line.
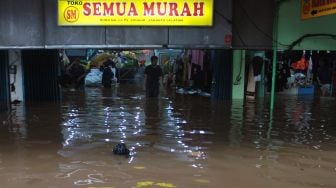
[64, 6, 79, 22]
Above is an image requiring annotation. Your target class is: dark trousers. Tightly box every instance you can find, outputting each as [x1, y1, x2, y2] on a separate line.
[146, 85, 159, 97]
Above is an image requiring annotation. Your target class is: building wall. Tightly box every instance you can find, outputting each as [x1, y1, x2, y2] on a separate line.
[277, 0, 336, 50]
[0, 0, 44, 48]
[232, 0, 274, 49]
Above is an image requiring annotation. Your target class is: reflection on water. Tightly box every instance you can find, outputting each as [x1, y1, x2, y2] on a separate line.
[0, 86, 335, 188]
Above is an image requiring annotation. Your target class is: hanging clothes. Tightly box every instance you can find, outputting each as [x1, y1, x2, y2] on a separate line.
[306, 54, 313, 84]
[246, 65, 256, 98]
[291, 57, 308, 71]
[251, 56, 264, 81]
[188, 50, 205, 80]
[182, 51, 190, 85]
[291, 52, 308, 72]
[174, 56, 184, 87]
[203, 50, 213, 92]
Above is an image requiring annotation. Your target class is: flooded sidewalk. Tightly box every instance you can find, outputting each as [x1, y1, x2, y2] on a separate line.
[0, 85, 335, 188]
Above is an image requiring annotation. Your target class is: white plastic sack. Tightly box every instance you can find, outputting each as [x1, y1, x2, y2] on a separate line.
[85, 68, 102, 86]
[294, 73, 306, 80]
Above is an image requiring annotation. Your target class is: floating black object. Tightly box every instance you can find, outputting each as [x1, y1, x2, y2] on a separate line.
[113, 143, 130, 155]
[11, 100, 21, 105]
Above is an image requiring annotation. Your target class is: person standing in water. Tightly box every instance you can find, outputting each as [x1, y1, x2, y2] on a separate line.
[144, 55, 163, 97]
[65, 58, 86, 89]
[317, 60, 333, 97]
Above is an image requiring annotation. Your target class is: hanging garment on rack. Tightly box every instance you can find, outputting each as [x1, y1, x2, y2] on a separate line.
[252, 56, 263, 76]
[246, 65, 256, 99]
[203, 50, 213, 92]
[188, 50, 205, 80]
[291, 57, 308, 71]
[306, 55, 313, 84]
[182, 52, 190, 85]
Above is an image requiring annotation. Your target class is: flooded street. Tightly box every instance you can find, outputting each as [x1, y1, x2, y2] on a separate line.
[0, 85, 336, 188]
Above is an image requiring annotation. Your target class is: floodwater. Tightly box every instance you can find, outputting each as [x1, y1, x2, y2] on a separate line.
[0, 85, 336, 188]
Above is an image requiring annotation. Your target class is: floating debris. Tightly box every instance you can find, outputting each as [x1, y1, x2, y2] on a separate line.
[113, 143, 130, 155]
[134, 166, 146, 170]
[195, 179, 210, 184]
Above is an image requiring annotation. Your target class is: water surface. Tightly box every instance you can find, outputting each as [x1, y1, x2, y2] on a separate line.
[0, 86, 335, 188]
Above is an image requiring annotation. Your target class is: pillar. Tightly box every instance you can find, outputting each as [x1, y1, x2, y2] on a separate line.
[232, 50, 246, 100]
[212, 50, 233, 100]
[0, 50, 10, 111]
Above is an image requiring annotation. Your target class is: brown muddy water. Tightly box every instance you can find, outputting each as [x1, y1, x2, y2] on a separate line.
[0, 85, 335, 188]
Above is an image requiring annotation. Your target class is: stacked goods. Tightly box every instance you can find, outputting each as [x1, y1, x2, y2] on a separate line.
[89, 52, 114, 68]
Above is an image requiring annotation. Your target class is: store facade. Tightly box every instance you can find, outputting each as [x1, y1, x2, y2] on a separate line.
[0, 0, 281, 110]
[0, 0, 237, 108]
[232, 0, 336, 102]
[0, 0, 231, 48]
[274, 0, 336, 97]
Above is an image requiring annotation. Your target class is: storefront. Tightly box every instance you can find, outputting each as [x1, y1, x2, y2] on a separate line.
[59, 48, 228, 98]
[1, 0, 281, 108]
[275, 0, 336, 97]
[264, 50, 336, 96]
[0, 0, 236, 107]
[0, 0, 231, 49]
[239, 0, 336, 102]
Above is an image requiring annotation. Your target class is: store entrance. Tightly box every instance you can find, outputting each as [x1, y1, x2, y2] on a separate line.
[57, 49, 232, 100]
[264, 50, 336, 97]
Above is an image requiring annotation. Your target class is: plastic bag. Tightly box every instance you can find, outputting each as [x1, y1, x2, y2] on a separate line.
[85, 68, 102, 86]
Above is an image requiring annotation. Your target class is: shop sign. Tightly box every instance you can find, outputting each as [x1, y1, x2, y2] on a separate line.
[58, 0, 214, 26]
[301, 0, 336, 20]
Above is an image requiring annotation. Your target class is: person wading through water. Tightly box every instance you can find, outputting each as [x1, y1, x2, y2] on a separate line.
[144, 55, 163, 98]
